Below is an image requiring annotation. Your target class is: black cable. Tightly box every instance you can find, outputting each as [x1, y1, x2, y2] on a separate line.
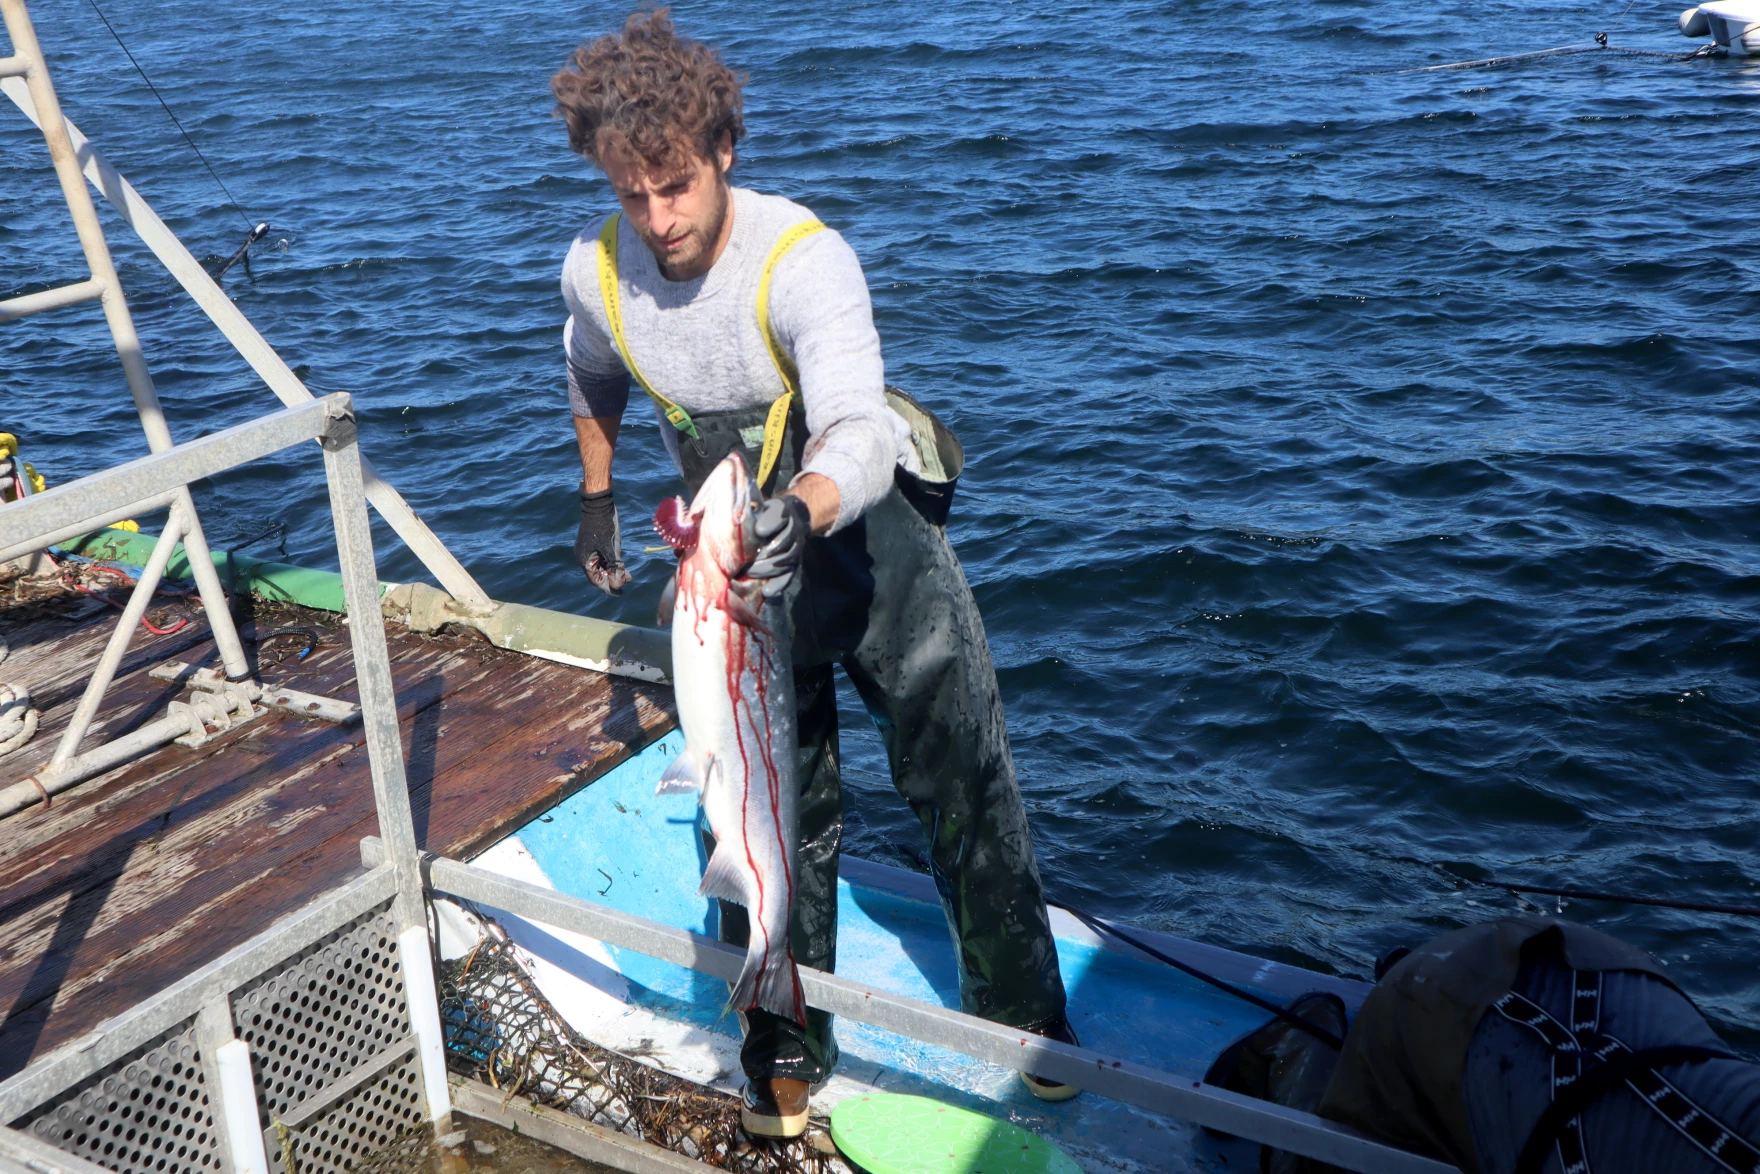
[227, 517, 288, 557]
[255, 627, 319, 661]
[1469, 877, 1760, 919]
[1050, 901, 1347, 1050]
[85, 0, 254, 229]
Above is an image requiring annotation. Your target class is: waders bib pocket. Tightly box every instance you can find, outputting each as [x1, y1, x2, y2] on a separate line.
[884, 386, 964, 527]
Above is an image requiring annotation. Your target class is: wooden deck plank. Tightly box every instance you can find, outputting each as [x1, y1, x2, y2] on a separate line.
[0, 594, 676, 1078]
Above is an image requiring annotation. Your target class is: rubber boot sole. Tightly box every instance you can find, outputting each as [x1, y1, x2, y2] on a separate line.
[740, 1103, 810, 1138]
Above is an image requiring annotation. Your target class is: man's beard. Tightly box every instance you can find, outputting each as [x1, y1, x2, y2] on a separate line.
[642, 185, 729, 280]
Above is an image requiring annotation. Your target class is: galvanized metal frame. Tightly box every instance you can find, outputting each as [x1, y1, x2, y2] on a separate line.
[0, 1118, 118, 1174]
[361, 839, 1459, 1174]
[0, 0, 250, 687]
[0, 397, 452, 1169]
[0, 398, 350, 816]
[0, 867, 398, 1123]
[0, 41, 492, 614]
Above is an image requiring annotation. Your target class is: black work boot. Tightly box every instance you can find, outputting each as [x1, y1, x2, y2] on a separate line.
[741, 1077, 810, 1139]
[1019, 1015, 1083, 1102]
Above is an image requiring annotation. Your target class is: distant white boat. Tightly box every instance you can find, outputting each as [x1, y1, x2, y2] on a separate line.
[1679, 0, 1760, 54]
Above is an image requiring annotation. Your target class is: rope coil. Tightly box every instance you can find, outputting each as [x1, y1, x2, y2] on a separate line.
[0, 639, 38, 758]
[0, 682, 38, 758]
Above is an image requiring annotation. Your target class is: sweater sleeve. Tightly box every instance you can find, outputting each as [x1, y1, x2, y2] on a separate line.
[766, 227, 906, 532]
[560, 230, 632, 419]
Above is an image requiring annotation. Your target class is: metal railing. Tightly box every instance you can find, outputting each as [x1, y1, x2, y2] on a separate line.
[0, 376, 1452, 1171]
[0, 396, 452, 1174]
[357, 835, 1459, 1174]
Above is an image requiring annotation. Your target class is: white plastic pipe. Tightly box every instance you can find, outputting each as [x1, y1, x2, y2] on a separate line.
[397, 925, 453, 1123]
[213, 1039, 270, 1174]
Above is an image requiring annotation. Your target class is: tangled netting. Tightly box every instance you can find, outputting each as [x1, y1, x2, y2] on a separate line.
[437, 917, 849, 1174]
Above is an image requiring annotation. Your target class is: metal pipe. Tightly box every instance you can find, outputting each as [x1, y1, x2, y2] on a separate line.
[2, 711, 187, 818]
[0, 492, 174, 564]
[0, 0, 162, 448]
[321, 405, 452, 1122]
[0, 398, 334, 553]
[50, 509, 186, 764]
[171, 493, 250, 679]
[0, 1125, 116, 1174]
[0, 76, 495, 615]
[1, 0, 160, 450]
[0, 277, 102, 321]
[0, 54, 28, 78]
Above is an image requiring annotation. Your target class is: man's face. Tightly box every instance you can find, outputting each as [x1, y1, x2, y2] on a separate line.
[600, 134, 735, 282]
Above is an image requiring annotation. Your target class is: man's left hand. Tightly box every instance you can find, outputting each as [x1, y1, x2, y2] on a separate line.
[746, 494, 812, 597]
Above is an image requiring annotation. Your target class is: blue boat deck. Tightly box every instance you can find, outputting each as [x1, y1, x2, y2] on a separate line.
[434, 733, 1370, 1174]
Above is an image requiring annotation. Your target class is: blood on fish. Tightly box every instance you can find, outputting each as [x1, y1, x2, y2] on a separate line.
[667, 456, 806, 1024]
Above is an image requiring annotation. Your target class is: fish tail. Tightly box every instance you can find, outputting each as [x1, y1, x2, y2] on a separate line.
[729, 950, 761, 1018]
[728, 934, 805, 1026]
[754, 947, 806, 1026]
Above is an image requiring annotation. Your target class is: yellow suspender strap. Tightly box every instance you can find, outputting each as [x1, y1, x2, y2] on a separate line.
[596, 215, 699, 439]
[754, 219, 826, 488]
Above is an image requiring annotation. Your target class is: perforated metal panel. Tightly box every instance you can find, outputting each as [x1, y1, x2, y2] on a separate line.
[14, 1020, 221, 1174]
[270, 1052, 426, 1174]
[231, 902, 413, 1126]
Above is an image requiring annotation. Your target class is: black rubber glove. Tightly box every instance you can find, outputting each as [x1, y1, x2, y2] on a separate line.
[746, 494, 812, 597]
[575, 487, 632, 596]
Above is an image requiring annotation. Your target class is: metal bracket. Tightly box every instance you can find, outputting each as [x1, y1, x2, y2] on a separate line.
[318, 411, 357, 452]
[150, 661, 361, 725]
[168, 688, 263, 749]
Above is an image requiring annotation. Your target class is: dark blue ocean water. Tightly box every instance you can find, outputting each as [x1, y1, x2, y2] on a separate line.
[5, 0, 1759, 1045]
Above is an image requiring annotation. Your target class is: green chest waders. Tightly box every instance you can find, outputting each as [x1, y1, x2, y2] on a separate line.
[601, 218, 1068, 1087]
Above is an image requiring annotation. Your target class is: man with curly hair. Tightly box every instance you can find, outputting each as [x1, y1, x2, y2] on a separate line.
[552, 9, 1075, 1138]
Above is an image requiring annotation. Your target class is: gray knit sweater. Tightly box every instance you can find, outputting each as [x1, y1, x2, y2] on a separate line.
[561, 187, 916, 532]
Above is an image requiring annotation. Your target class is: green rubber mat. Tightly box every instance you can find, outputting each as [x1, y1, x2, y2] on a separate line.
[829, 1094, 1081, 1174]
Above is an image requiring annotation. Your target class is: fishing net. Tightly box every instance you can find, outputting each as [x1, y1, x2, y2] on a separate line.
[437, 916, 849, 1174]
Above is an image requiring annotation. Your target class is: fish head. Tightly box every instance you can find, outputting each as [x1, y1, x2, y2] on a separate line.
[653, 451, 756, 575]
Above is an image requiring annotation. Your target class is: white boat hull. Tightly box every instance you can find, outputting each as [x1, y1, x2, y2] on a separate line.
[1681, 0, 1760, 54]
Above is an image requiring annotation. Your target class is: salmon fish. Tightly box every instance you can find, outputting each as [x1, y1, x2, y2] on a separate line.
[652, 452, 806, 1024]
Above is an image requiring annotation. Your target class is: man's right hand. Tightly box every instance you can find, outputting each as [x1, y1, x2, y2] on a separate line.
[575, 486, 632, 596]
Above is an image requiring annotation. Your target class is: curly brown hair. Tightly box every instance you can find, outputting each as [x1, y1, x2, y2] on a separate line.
[551, 9, 746, 172]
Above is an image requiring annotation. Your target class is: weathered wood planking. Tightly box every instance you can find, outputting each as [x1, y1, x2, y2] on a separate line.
[0, 596, 675, 1077]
